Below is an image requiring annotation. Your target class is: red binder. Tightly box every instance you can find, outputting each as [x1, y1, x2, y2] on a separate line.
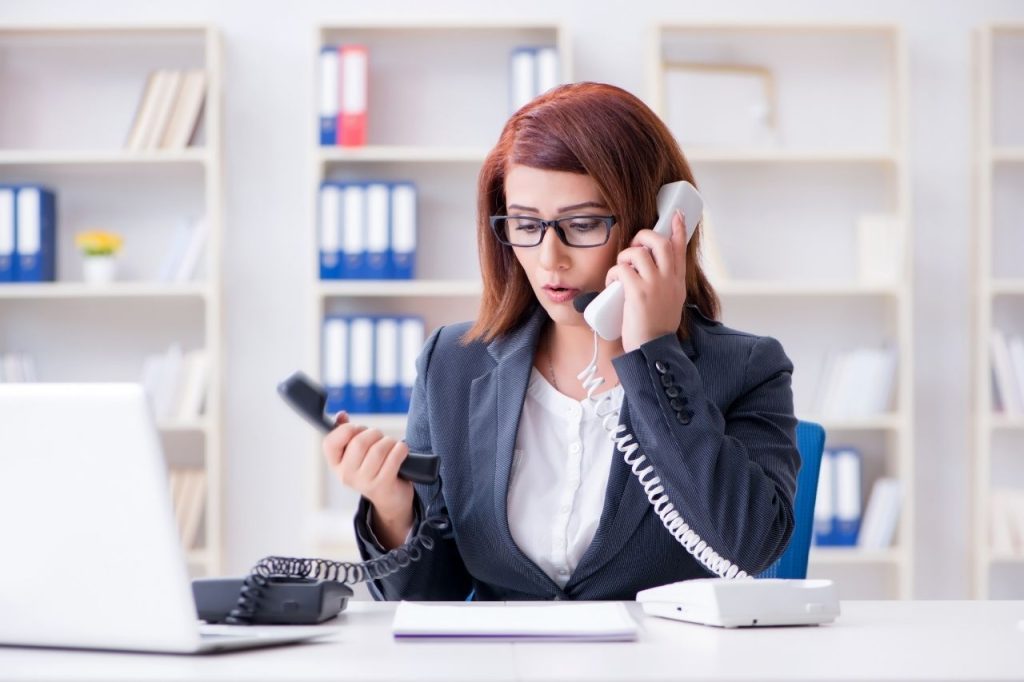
[338, 45, 368, 147]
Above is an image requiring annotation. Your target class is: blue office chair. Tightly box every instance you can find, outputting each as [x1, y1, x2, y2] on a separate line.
[756, 420, 826, 580]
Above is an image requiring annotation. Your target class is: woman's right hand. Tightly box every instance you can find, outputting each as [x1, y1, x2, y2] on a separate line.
[322, 412, 415, 545]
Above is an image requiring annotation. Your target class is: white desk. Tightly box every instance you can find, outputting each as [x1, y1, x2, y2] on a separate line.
[1, 601, 1022, 681]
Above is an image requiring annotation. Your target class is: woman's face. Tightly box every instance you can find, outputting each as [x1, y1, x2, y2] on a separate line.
[503, 164, 620, 328]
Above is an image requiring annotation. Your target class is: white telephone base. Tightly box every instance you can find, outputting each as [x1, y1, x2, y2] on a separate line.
[636, 578, 840, 628]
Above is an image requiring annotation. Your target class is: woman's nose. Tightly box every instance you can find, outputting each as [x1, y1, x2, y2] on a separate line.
[537, 228, 568, 270]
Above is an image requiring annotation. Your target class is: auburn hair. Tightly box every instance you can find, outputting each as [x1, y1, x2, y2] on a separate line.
[463, 81, 720, 344]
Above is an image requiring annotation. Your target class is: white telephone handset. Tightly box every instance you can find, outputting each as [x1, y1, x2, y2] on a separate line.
[582, 181, 703, 341]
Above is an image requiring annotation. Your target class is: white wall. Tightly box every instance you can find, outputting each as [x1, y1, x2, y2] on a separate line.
[3, 0, 1022, 598]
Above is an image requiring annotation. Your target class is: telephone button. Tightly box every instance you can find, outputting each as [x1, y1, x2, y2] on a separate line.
[654, 360, 669, 375]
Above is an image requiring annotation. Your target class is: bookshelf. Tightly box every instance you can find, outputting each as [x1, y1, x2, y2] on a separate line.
[650, 24, 913, 598]
[308, 21, 571, 558]
[972, 24, 1024, 599]
[0, 25, 224, 576]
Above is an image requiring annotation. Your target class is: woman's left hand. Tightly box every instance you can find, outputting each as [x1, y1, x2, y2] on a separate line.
[605, 209, 689, 353]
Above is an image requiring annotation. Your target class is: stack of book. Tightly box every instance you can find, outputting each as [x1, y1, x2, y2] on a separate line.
[0, 185, 57, 284]
[0, 352, 36, 382]
[319, 45, 368, 146]
[990, 329, 1024, 415]
[509, 46, 559, 113]
[168, 468, 206, 550]
[141, 344, 210, 423]
[813, 447, 901, 549]
[319, 182, 416, 280]
[125, 69, 207, 151]
[322, 315, 425, 414]
[813, 346, 897, 418]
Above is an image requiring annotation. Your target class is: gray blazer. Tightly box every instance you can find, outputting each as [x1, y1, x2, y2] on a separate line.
[355, 303, 800, 601]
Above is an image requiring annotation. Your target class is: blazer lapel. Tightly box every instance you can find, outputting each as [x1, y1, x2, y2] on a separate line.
[468, 306, 557, 592]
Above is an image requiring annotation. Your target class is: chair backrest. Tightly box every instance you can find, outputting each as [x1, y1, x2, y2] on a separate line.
[756, 420, 826, 580]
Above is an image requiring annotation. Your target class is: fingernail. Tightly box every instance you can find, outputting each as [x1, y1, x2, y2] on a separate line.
[675, 209, 684, 221]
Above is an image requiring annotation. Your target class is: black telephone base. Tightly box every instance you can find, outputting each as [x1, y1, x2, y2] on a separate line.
[192, 576, 352, 625]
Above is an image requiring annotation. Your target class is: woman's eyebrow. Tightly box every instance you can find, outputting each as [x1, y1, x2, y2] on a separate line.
[507, 201, 609, 213]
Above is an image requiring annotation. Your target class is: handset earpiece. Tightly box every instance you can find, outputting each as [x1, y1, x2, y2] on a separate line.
[581, 181, 704, 341]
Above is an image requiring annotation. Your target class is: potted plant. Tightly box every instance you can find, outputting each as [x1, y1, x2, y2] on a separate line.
[75, 230, 124, 285]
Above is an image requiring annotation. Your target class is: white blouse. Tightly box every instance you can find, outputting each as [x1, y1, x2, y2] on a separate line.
[506, 367, 625, 589]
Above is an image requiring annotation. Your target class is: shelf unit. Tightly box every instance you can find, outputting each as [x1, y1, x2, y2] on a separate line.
[308, 21, 571, 558]
[0, 25, 224, 576]
[972, 24, 1024, 599]
[650, 23, 913, 598]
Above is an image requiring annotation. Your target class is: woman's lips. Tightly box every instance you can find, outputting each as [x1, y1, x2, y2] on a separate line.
[543, 286, 580, 303]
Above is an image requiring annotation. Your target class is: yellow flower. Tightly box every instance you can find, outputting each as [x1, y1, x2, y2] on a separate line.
[75, 230, 123, 256]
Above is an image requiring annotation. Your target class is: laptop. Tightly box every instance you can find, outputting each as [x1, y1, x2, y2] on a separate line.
[0, 383, 331, 654]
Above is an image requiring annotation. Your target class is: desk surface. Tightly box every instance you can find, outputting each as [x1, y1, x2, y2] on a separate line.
[2, 601, 1023, 682]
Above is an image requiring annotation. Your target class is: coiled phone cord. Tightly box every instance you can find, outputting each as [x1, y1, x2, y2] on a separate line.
[225, 510, 450, 625]
[578, 331, 748, 580]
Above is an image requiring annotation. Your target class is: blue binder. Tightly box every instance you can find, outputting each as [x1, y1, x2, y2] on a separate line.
[0, 186, 15, 283]
[373, 317, 401, 413]
[389, 182, 416, 280]
[364, 182, 390, 280]
[319, 182, 343, 280]
[319, 46, 339, 146]
[398, 316, 425, 413]
[347, 315, 375, 413]
[341, 183, 368, 279]
[322, 316, 349, 414]
[15, 185, 57, 283]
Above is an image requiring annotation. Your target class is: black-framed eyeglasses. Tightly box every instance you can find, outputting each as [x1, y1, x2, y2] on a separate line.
[489, 215, 617, 248]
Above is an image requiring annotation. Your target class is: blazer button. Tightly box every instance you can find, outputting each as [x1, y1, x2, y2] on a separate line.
[670, 398, 685, 411]
[660, 373, 675, 387]
[665, 386, 681, 398]
[676, 411, 691, 425]
[654, 360, 669, 375]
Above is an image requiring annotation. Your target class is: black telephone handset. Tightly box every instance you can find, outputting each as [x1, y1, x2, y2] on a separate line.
[191, 372, 447, 626]
[277, 370, 440, 484]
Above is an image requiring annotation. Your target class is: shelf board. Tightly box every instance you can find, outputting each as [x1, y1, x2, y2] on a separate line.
[804, 414, 903, 431]
[716, 281, 902, 297]
[809, 547, 902, 564]
[992, 147, 1024, 163]
[988, 551, 1024, 564]
[990, 279, 1024, 295]
[319, 279, 482, 298]
[158, 418, 210, 433]
[0, 148, 209, 167]
[990, 414, 1024, 430]
[686, 149, 900, 164]
[319, 146, 489, 164]
[0, 282, 209, 300]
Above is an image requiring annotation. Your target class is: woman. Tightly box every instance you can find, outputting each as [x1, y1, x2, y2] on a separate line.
[323, 82, 800, 601]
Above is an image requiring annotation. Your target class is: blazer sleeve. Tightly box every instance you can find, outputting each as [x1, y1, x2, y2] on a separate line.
[611, 332, 800, 576]
[353, 325, 474, 600]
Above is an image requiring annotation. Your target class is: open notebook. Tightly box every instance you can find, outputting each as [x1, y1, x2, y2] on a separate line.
[392, 602, 638, 642]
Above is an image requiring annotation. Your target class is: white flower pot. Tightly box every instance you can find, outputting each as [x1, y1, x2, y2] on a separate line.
[82, 255, 118, 285]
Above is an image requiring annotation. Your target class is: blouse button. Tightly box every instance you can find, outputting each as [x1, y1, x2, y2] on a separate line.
[654, 360, 669, 375]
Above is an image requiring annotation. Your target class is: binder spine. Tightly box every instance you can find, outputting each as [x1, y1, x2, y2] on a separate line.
[399, 317, 425, 413]
[15, 186, 56, 283]
[0, 186, 15, 283]
[323, 316, 349, 414]
[365, 182, 390, 279]
[390, 182, 416, 280]
[319, 47, 339, 146]
[509, 47, 537, 114]
[338, 45, 368, 147]
[341, 183, 367, 279]
[833, 447, 862, 545]
[319, 182, 343, 280]
[348, 316, 375, 413]
[374, 317, 401, 413]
